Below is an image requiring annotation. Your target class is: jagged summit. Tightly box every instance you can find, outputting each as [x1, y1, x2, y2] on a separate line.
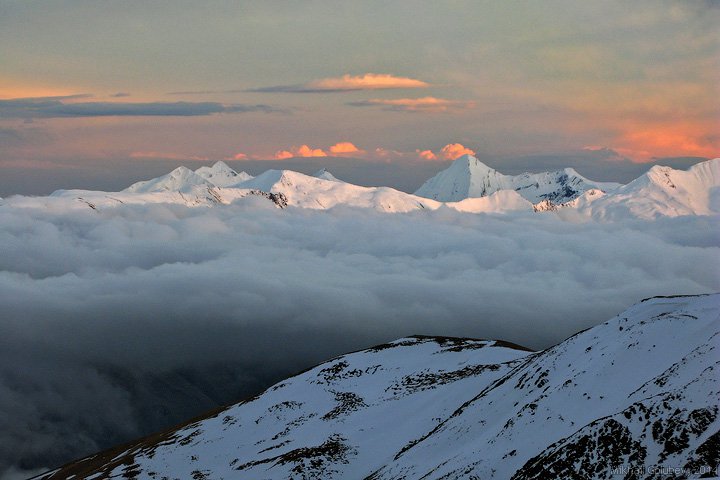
[195, 161, 253, 187]
[414, 154, 620, 203]
[312, 168, 342, 182]
[26, 158, 720, 219]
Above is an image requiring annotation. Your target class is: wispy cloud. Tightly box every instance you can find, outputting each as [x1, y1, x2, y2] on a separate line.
[129, 151, 210, 161]
[348, 96, 474, 113]
[249, 73, 430, 93]
[0, 97, 282, 119]
[166, 89, 246, 96]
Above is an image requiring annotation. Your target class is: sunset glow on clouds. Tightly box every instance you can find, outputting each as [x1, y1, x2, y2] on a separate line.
[310, 74, 429, 91]
[328, 142, 364, 155]
[348, 97, 475, 112]
[251, 74, 430, 93]
[0, 0, 717, 195]
[439, 143, 476, 160]
[274, 145, 328, 159]
[270, 142, 364, 159]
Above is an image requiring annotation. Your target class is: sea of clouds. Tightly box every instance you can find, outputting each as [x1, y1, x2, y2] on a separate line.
[0, 197, 718, 478]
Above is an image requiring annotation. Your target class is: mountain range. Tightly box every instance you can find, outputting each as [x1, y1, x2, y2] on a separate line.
[3, 156, 718, 220]
[37, 294, 720, 479]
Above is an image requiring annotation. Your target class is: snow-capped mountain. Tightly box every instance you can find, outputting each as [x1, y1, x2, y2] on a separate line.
[313, 168, 342, 182]
[414, 154, 621, 203]
[195, 160, 253, 187]
[566, 158, 720, 220]
[124, 166, 215, 194]
[6, 159, 719, 220]
[233, 168, 438, 212]
[38, 294, 720, 479]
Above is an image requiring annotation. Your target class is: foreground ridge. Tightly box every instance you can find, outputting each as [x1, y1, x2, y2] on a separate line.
[37, 294, 720, 479]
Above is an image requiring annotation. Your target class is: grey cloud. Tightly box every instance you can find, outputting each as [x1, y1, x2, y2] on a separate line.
[0, 200, 717, 478]
[166, 89, 246, 95]
[0, 98, 282, 119]
[109, 92, 130, 97]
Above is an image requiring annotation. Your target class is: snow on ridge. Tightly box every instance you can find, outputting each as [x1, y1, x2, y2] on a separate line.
[313, 168, 342, 182]
[37, 294, 720, 480]
[414, 154, 621, 204]
[11, 158, 720, 219]
[125, 166, 213, 193]
[195, 161, 253, 187]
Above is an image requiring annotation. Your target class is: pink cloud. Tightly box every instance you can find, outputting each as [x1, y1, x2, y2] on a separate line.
[309, 73, 429, 91]
[273, 150, 295, 160]
[439, 143, 475, 160]
[232, 152, 248, 160]
[274, 144, 328, 159]
[328, 142, 364, 156]
[416, 149, 438, 161]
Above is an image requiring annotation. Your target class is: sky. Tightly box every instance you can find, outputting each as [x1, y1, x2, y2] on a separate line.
[0, 1, 718, 195]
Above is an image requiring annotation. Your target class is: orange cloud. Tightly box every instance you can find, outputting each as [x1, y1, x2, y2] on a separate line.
[349, 96, 474, 112]
[328, 142, 364, 155]
[416, 149, 438, 161]
[232, 152, 248, 160]
[297, 145, 327, 157]
[274, 150, 295, 160]
[309, 73, 429, 91]
[439, 143, 476, 160]
[274, 145, 328, 159]
[614, 125, 719, 162]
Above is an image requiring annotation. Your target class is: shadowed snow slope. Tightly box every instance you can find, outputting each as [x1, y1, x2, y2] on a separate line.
[414, 154, 621, 203]
[38, 294, 720, 480]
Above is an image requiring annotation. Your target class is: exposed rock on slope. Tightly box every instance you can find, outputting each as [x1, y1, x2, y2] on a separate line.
[414, 154, 620, 203]
[38, 294, 720, 479]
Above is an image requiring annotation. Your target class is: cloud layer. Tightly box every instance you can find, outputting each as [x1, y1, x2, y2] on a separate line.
[0, 199, 717, 478]
[348, 96, 474, 113]
[0, 97, 280, 119]
[249, 73, 429, 93]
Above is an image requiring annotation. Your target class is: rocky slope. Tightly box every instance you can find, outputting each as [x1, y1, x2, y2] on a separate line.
[37, 294, 719, 479]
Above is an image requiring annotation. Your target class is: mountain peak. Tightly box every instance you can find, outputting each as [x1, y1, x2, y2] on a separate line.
[195, 161, 253, 187]
[125, 166, 213, 193]
[313, 168, 342, 182]
[415, 157, 616, 203]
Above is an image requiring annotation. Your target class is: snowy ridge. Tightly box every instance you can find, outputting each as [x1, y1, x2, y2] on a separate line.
[37, 294, 720, 479]
[313, 168, 342, 182]
[414, 154, 621, 203]
[195, 160, 253, 187]
[124, 166, 215, 194]
[5, 159, 719, 219]
[564, 158, 720, 220]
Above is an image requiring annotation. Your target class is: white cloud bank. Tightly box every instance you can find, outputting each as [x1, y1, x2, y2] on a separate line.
[0, 200, 718, 477]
